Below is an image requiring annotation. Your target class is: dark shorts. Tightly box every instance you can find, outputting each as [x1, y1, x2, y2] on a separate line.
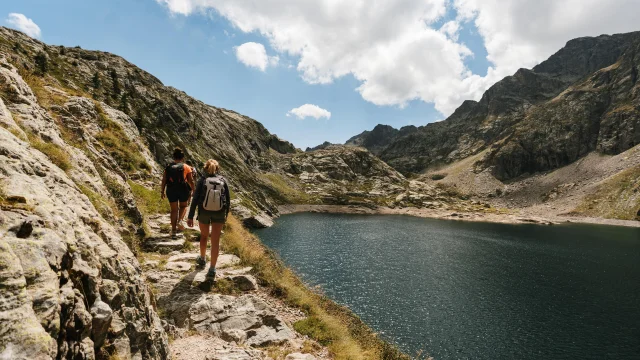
[198, 209, 226, 224]
[166, 186, 190, 203]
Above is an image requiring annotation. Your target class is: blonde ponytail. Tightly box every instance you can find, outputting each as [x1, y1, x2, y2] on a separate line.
[204, 159, 220, 176]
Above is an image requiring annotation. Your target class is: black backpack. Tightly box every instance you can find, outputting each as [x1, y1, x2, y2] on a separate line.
[166, 163, 186, 188]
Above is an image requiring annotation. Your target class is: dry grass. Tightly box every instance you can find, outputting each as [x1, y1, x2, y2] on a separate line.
[221, 216, 409, 360]
[95, 103, 150, 173]
[30, 137, 72, 172]
[573, 165, 640, 220]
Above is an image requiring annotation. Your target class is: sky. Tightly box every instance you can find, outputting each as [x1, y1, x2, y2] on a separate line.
[2, 1, 640, 149]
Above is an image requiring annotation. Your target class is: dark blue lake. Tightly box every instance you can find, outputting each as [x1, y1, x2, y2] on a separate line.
[256, 213, 640, 359]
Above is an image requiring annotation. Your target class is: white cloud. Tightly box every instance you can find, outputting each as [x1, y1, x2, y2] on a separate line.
[234, 42, 278, 71]
[157, 0, 640, 117]
[455, 0, 640, 74]
[439, 21, 461, 41]
[6, 13, 41, 39]
[287, 104, 331, 120]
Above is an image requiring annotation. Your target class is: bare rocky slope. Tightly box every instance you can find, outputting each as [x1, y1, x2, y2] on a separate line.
[341, 31, 640, 221]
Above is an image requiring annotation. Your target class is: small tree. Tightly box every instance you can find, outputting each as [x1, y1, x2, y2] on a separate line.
[92, 72, 102, 89]
[119, 92, 129, 113]
[34, 51, 48, 75]
[110, 68, 121, 96]
[134, 109, 144, 130]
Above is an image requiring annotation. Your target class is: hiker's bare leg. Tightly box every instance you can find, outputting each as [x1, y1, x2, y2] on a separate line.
[210, 223, 223, 268]
[169, 201, 179, 233]
[178, 201, 188, 230]
[199, 221, 210, 260]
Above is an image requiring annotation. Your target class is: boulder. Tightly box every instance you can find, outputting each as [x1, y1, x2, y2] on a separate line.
[164, 293, 295, 347]
[90, 299, 113, 348]
[229, 275, 258, 291]
[243, 212, 274, 228]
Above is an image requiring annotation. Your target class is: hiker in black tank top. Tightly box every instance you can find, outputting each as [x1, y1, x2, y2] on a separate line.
[160, 148, 195, 238]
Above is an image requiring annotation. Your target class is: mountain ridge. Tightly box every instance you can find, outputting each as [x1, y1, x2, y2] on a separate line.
[335, 31, 640, 181]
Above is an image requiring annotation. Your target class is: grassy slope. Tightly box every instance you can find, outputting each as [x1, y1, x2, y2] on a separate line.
[573, 165, 640, 220]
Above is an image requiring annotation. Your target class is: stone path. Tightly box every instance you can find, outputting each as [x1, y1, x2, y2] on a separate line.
[141, 214, 325, 360]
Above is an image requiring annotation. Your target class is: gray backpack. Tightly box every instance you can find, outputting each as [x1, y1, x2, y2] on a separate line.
[202, 176, 226, 211]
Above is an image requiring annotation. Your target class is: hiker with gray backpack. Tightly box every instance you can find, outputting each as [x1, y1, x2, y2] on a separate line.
[187, 159, 231, 279]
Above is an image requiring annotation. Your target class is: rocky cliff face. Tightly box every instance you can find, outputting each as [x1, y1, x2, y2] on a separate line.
[345, 124, 416, 156]
[0, 58, 169, 360]
[346, 32, 640, 180]
[268, 145, 486, 212]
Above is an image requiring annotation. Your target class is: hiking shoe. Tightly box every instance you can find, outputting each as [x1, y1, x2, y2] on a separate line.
[170, 232, 177, 240]
[206, 267, 216, 279]
[195, 256, 206, 269]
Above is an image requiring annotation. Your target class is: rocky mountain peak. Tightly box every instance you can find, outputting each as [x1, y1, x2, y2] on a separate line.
[339, 30, 640, 180]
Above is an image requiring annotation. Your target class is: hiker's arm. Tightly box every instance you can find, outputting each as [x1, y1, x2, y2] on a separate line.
[160, 170, 167, 199]
[186, 172, 195, 192]
[188, 178, 202, 220]
[224, 181, 231, 219]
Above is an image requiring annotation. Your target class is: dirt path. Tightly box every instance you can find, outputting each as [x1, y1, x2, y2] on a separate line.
[140, 214, 329, 360]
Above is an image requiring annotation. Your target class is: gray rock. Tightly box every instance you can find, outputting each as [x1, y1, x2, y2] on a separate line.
[285, 353, 317, 360]
[229, 275, 258, 291]
[163, 293, 295, 348]
[90, 299, 113, 348]
[217, 254, 241, 268]
[243, 212, 274, 228]
[165, 261, 192, 272]
[205, 348, 264, 360]
[144, 237, 186, 253]
[168, 253, 200, 262]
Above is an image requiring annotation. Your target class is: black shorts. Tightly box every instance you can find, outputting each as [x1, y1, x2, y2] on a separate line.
[166, 186, 190, 203]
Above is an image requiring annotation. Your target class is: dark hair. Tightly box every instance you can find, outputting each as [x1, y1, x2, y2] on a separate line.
[172, 147, 185, 160]
[186, 160, 193, 166]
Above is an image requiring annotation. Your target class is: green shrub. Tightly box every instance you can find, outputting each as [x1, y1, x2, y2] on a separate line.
[294, 317, 335, 345]
[92, 72, 101, 89]
[34, 51, 48, 75]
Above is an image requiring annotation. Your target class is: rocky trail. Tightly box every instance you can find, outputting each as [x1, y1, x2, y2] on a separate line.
[140, 214, 328, 360]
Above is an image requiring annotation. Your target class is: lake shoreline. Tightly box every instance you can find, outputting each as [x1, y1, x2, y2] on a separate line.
[278, 204, 640, 228]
